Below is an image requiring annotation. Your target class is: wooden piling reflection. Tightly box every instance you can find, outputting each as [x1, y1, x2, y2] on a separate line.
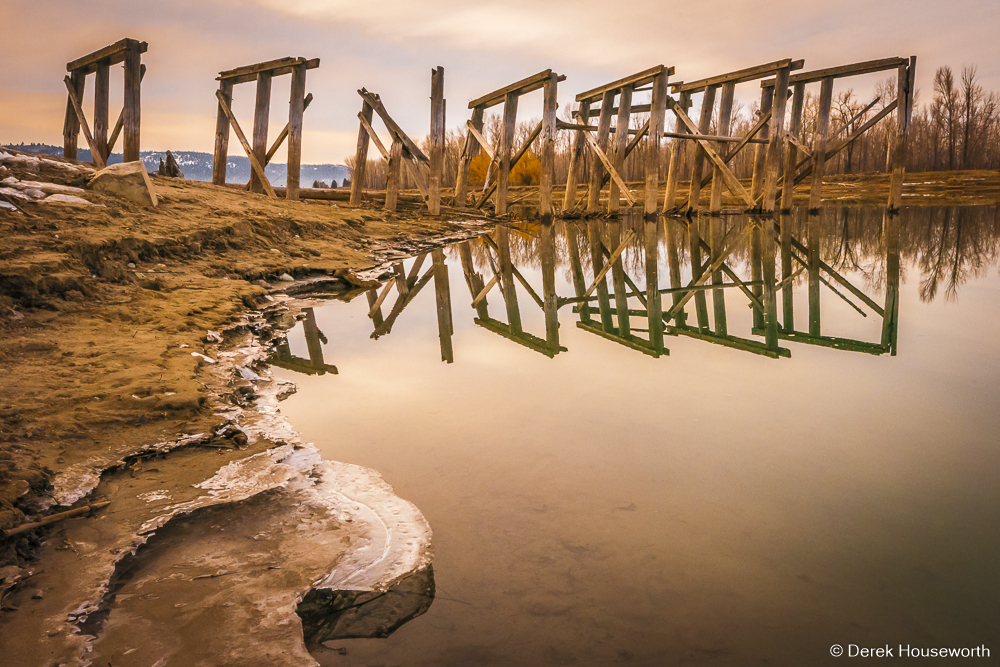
[431, 249, 454, 363]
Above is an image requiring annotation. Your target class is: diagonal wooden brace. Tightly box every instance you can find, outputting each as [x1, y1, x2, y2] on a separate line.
[663, 224, 755, 320]
[215, 89, 277, 198]
[466, 121, 496, 161]
[582, 229, 637, 298]
[63, 76, 106, 169]
[572, 112, 637, 206]
[476, 121, 542, 209]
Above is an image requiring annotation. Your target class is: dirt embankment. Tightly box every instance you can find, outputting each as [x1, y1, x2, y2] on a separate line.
[0, 150, 487, 567]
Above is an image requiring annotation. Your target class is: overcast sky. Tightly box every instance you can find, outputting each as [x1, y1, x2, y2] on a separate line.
[1, 0, 997, 163]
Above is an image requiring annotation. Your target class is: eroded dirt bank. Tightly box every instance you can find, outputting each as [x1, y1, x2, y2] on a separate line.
[0, 149, 486, 665]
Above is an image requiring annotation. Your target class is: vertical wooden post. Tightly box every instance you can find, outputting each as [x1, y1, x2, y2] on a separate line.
[665, 219, 687, 326]
[760, 219, 779, 350]
[431, 249, 454, 363]
[384, 138, 402, 212]
[686, 85, 717, 213]
[540, 222, 559, 348]
[539, 72, 559, 219]
[428, 66, 445, 215]
[750, 86, 774, 204]
[762, 65, 790, 212]
[286, 64, 307, 200]
[123, 39, 142, 163]
[663, 91, 691, 211]
[497, 226, 521, 333]
[709, 82, 735, 214]
[94, 62, 110, 164]
[588, 220, 614, 332]
[366, 289, 385, 328]
[887, 58, 915, 212]
[459, 241, 489, 319]
[608, 85, 633, 214]
[808, 77, 834, 212]
[213, 79, 234, 185]
[588, 90, 615, 213]
[563, 100, 591, 212]
[807, 214, 821, 336]
[881, 210, 900, 354]
[350, 100, 374, 205]
[248, 72, 272, 193]
[566, 223, 591, 324]
[709, 217, 727, 335]
[63, 70, 86, 161]
[645, 72, 668, 216]
[780, 82, 806, 212]
[497, 91, 519, 216]
[645, 219, 664, 353]
[781, 210, 796, 332]
[689, 218, 710, 331]
[609, 222, 630, 336]
[751, 218, 764, 330]
[455, 106, 483, 207]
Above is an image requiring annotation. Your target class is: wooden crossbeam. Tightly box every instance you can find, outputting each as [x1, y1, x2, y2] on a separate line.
[372, 267, 434, 337]
[466, 120, 496, 160]
[760, 57, 909, 88]
[663, 224, 755, 321]
[215, 89, 276, 198]
[671, 59, 804, 93]
[67, 38, 148, 74]
[468, 70, 566, 109]
[218, 57, 320, 85]
[577, 321, 662, 357]
[666, 98, 754, 207]
[666, 325, 790, 358]
[476, 121, 542, 209]
[582, 229, 636, 297]
[472, 275, 498, 308]
[357, 89, 429, 163]
[475, 316, 564, 357]
[368, 279, 396, 317]
[572, 112, 637, 206]
[358, 111, 390, 160]
[63, 76, 106, 169]
[575, 65, 674, 102]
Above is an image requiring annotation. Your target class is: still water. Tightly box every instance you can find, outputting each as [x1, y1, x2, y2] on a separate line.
[274, 206, 1000, 666]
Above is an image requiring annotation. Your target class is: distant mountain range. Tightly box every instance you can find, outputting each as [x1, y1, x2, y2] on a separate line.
[3, 143, 350, 188]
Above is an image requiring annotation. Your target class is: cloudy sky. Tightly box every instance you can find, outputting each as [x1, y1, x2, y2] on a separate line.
[1, 0, 997, 164]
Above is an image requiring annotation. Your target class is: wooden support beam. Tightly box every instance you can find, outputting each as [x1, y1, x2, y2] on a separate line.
[667, 325, 789, 358]
[646, 71, 669, 216]
[213, 79, 234, 186]
[465, 120, 495, 160]
[350, 100, 374, 205]
[122, 39, 142, 162]
[539, 72, 559, 218]
[666, 98, 754, 208]
[645, 220, 664, 352]
[575, 110, 637, 207]
[663, 223, 754, 322]
[689, 219, 710, 330]
[368, 279, 396, 317]
[750, 85, 773, 203]
[575, 65, 672, 101]
[63, 71, 85, 161]
[761, 65, 790, 212]
[249, 72, 272, 194]
[107, 64, 145, 157]
[708, 218, 727, 335]
[808, 77, 834, 211]
[577, 321, 663, 357]
[468, 70, 565, 109]
[357, 89, 429, 163]
[582, 229, 636, 298]
[475, 317, 564, 357]
[781, 83, 806, 212]
[385, 138, 403, 212]
[760, 217, 779, 350]
[454, 106, 484, 207]
[218, 57, 320, 85]
[671, 59, 803, 93]
[261, 93, 313, 167]
[562, 99, 591, 212]
[429, 66, 445, 215]
[476, 120, 541, 210]
[585, 91, 615, 213]
[566, 223, 591, 324]
[214, 89, 277, 198]
[357, 112, 390, 160]
[62, 76, 106, 169]
[481, 235, 543, 309]
[588, 220, 615, 332]
[687, 84, 717, 213]
[709, 83, 735, 214]
[608, 85, 633, 214]
[807, 219, 821, 335]
[93, 62, 110, 164]
[366, 289, 385, 327]
[285, 63, 307, 200]
[372, 268, 434, 338]
[67, 39, 148, 74]
[496, 226, 522, 333]
[540, 222, 560, 347]
[609, 223, 631, 336]
[431, 249, 454, 363]
[496, 91, 518, 216]
[888, 58, 915, 211]
[760, 57, 910, 87]
[664, 220, 687, 326]
[662, 92, 690, 211]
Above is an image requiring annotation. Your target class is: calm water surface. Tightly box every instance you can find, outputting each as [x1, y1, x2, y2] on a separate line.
[275, 206, 1000, 666]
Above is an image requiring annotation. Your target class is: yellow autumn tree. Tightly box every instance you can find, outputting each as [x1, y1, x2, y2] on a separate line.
[467, 152, 541, 186]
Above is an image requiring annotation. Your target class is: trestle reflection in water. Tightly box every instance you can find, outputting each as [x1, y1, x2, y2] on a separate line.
[275, 206, 1000, 666]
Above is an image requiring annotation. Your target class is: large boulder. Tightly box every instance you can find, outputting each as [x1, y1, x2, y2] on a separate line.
[88, 161, 158, 207]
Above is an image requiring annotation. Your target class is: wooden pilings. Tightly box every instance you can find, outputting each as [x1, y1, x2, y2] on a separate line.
[63, 38, 147, 166]
[212, 56, 319, 198]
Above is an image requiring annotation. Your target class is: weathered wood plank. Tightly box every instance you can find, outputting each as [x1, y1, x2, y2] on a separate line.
[285, 63, 307, 200]
[454, 106, 484, 207]
[93, 63, 110, 164]
[109, 64, 146, 157]
[808, 77, 834, 210]
[122, 39, 142, 163]
[249, 72, 273, 194]
[608, 85, 633, 214]
[709, 82, 735, 213]
[687, 84, 717, 212]
[575, 110, 637, 207]
[63, 70, 85, 161]
[67, 38, 147, 73]
[671, 59, 803, 93]
[645, 71, 669, 216]
[662, 92, 690, 211]
[428, 66, 445, 215]
[761, 65, 790, 212]
[349, 101, 374, 205]
[539, 72, 559, 217]
[476, 120, 541, 210]
[575, 65, 673, 102]
[760, 57, 909, 87]
[431, 249, 454, 363]
[357, 89, 429, 163]
[264, 93, 313, 167]
[562, 100, 591, 212]
[218, 57, 319, 82]
[586, 91, 615, 213]
[468, 70, 564, 109]
[385, 138, 403, 212]
[62, 76, 106, 169]
[577, 321, 662, 357]
[214, 89, 276, 198]
[213, 79, 234, 185]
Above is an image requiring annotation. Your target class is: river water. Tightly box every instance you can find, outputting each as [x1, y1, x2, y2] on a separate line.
[274, 206, 1000, 666]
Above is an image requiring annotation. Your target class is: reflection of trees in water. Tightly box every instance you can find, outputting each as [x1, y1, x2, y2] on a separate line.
[446, 205, 999, 303]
